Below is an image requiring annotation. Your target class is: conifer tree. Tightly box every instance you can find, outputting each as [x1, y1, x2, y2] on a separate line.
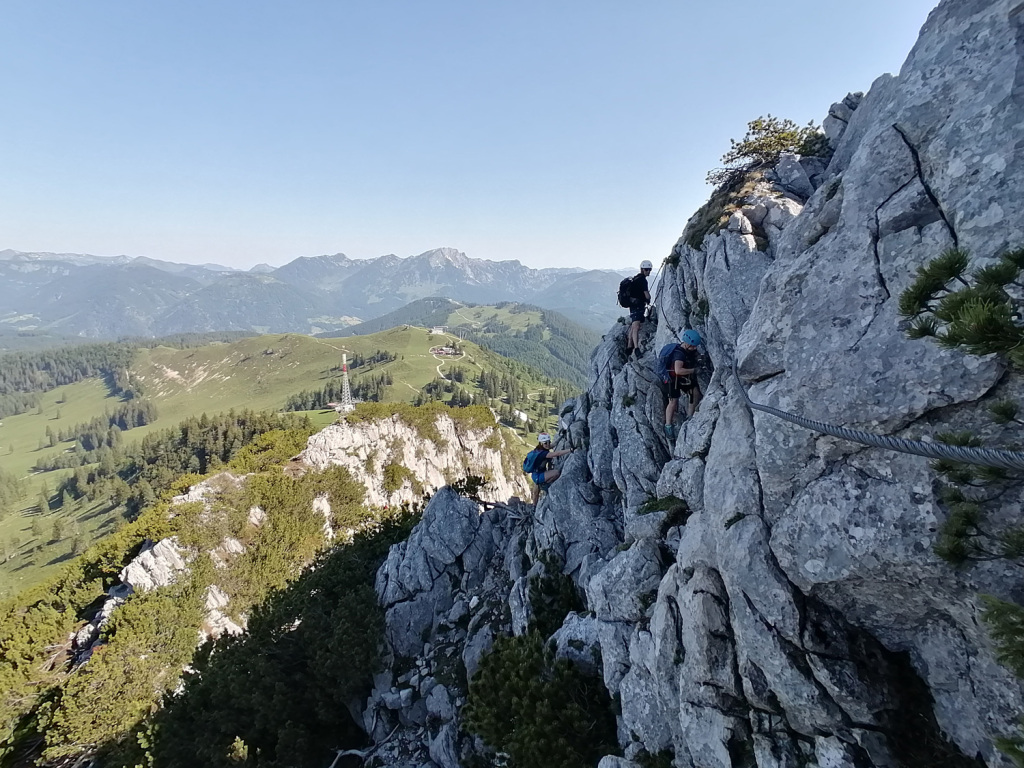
[901, 244, 1024, 764]
[900, 246, 1024, 366]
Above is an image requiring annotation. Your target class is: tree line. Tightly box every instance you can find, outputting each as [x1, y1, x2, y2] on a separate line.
[283, 370, 395, 411]
[47, 400, 159, 451]
[345, 349, 397, 369]
[50, 410, 312, 518]
[450, 305, 599, 388]
[0, 468, 23, 518]
[0, 333, 261, 419]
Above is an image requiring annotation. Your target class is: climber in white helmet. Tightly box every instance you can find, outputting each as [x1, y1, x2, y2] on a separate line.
[522, 432, 573, 505]
[625, 260, 653, 359]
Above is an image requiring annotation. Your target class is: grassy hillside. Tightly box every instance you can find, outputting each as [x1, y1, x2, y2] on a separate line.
[333, 299, 599, 387]
[444, 302, 599, 387]
[0, 379, 131, 597]
[0, 328, 571, 595]
[328, 297, 459, 337]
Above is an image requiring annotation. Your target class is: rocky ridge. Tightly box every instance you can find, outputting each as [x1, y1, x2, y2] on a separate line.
[72, 474, 250, 662]
[354, 2, 1024, 766]
[302, 411, 529, 508]
[71, 410, 526, 670]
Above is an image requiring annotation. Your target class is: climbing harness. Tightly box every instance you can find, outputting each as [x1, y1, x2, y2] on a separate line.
[732, 360, 1024, 471]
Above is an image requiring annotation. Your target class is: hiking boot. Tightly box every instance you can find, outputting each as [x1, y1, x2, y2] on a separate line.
[633, 348, 642, 360]
[664, 424, 675, 440]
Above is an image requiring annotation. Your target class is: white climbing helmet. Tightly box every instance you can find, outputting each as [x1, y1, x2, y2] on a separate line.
[538, 432, 551, 445]
[640, 259, 653, 270]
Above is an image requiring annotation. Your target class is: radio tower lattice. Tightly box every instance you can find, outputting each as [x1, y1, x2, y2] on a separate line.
[338, 353, 355, 413]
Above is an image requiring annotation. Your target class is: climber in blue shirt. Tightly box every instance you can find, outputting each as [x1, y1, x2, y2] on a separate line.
[523, 432, 574, 504]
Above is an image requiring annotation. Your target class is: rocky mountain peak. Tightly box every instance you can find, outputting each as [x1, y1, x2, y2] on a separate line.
[355, 2, 1024, 766]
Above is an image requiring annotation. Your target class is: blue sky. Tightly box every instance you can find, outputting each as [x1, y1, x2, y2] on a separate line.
[0, 1, 939, 271]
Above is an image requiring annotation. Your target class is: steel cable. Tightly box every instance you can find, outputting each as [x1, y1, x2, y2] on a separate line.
[732, 360, 1024, 471]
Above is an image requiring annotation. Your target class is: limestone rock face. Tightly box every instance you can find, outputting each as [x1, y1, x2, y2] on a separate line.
[358, 3, 1024, 766]
[363, 487, 528, 767]
[301, 412, 529, 507]
[119, 538, 189, 594]
[74, 473, 263, 663]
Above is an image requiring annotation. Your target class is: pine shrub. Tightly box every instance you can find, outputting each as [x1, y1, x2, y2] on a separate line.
[705, 114, 829, 187]
[464, 632, 618, 768]
[528, 552, 584, 638]
[902, 245, 1024, 763]
[899, 246, 1024, 367]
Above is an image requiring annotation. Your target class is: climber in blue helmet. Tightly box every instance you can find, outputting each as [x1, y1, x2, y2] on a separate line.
[660, 329, 703, 441]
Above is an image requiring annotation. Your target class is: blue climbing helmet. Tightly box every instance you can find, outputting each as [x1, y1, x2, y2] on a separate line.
[682, 329, 702, 346]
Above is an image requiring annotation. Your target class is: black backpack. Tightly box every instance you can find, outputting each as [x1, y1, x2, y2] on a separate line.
[617, 276, 636, 308]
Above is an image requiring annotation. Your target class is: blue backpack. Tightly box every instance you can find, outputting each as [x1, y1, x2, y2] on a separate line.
[522, 449, 546, 474]
[655, 343, 681, 384]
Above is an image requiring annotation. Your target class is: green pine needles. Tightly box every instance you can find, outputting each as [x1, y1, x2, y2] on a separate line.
[904, 246, 1024, 763]
[899, 246, 1024, 364]
[706, 115, 830, 188]
[983, 596, 1024, 768]
[463, 632, 618, 768]
[528, 552, 584, 639]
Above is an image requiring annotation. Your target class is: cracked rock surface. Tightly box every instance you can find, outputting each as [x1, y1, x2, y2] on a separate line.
[358, 2, 1024, 765]
[302, 411, 529, 507]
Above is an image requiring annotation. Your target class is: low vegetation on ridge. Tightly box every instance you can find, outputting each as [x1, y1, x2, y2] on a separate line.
[0, 425, 417, 766]
[682, 115, 830, 251]
[0, 325, 577, 594]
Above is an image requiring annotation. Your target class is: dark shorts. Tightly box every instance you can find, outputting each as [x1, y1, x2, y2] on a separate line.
[531, 470, 548, 485]
[668, 375, 696, 401]
[629, 305, 646, 323]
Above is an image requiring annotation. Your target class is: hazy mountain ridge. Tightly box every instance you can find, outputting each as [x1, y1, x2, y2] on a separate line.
[329, 297, 602, 386]
[0, 248, 625, 335]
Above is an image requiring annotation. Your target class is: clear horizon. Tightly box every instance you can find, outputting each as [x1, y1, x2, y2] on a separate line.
[0, 245, 637, 272]
[1, 1, 939, 272]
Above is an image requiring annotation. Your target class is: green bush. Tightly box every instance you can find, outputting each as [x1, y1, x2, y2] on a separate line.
[638, 495, 690, 537]
[40, 568, 209, 760]
[899, 244, 1024, 765]
[228, 428, 313, 474]
[706, 114, 829, 187]
[899, 246, 1024, 367]
[382, 462, 421, 496]
[529, 552, 584, 638]
[108, 509, 417, 768]
[464, 632, 618, 768]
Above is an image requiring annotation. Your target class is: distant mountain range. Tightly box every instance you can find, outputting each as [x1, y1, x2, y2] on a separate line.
[0, 248, 626, 337]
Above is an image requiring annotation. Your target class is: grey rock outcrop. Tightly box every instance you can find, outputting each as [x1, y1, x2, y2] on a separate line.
[357, 3, 1024, 766]
[363, 487, 528, 766]
[119, 538, 189, 593]
[301, 411, 529, 507]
